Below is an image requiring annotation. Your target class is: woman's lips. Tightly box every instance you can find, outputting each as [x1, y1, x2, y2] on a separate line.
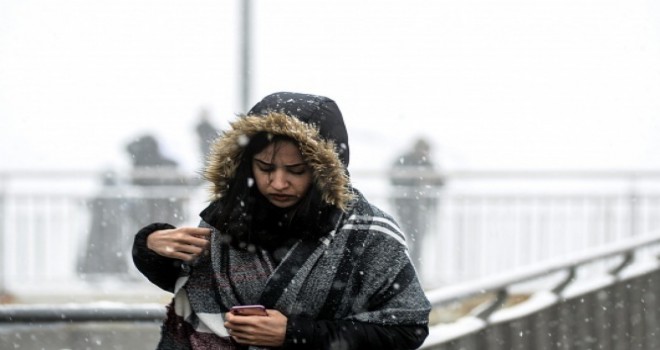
[269, 194, 294, 202]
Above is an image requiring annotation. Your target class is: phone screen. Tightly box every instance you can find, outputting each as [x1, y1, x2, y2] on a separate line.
[230, 305, 267, 316]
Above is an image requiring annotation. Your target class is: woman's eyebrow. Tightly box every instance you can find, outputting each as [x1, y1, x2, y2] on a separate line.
[253, 159, 306, 168]
[285, 163, 306, 168]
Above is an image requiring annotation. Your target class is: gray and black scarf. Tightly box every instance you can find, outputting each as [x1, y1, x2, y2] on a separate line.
[157, 191, 430, 350]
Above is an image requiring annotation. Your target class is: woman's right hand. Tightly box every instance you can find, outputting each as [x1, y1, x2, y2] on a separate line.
[146, 227, 212, 261]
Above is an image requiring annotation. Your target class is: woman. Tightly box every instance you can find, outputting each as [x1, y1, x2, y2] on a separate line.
[132, 92, 431, 349]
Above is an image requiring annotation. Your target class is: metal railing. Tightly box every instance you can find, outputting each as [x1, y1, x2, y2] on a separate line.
[421, 231, 660, 349]
[0, 303, 165, 349]
[3, 169, 660, 348]
[0, 303, 165, 323]
[1, 232, 659, 349]
[3, 169, 660, 296]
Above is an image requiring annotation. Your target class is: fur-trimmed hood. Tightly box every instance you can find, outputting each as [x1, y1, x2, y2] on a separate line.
[203, 92, 354, 211]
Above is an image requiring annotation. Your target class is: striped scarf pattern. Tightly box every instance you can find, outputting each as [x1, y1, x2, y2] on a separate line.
[156, 192, 431, 349]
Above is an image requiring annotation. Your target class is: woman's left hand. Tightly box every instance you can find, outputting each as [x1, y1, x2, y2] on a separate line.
[224, 309, 287, 347]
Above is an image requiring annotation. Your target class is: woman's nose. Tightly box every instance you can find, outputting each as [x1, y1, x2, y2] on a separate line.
[269, 170, 289, 189]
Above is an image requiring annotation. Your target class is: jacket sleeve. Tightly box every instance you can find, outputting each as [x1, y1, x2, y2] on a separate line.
[131, 222, 182, 293]
[284, 317, 428, 350]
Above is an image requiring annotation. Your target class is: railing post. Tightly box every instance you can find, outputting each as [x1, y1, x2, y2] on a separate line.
[239, 0, 253, 111]
[628, 174, 639, 237]
[0, 174, 6, 298]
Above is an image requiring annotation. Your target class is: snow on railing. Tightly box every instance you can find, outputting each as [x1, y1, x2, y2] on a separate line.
[421, 231, 660, 349]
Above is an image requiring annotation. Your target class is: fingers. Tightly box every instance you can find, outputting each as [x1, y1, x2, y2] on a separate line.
[147, 227, 211, 260]
[177, 242, 206, 255]
[168, 235, 209, 252]
[225, 314, 251, 343]
[224, 310, 287, 347]
[165, 245, 205, 261]
[228, 330, 254, 345]
[168, 227, 211, 245]
[181, 227, 212, 239]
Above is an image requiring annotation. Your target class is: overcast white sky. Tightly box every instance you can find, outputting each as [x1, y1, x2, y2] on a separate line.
[2, 0, 660, 174]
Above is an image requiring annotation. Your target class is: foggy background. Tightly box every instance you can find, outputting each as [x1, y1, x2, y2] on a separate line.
[4, 2, 660, 348]
[3, 0, 660, 175]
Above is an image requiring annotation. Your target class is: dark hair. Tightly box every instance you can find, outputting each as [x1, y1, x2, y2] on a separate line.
[205, 132, 329, 249]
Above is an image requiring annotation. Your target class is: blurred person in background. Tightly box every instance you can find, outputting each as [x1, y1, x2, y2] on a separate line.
[78, 171, 129, 278]
[390, 138, 444, 271]
[125, 134, 187, 225]
[195, 108, 219, 163]
[132, 92, 431, 349]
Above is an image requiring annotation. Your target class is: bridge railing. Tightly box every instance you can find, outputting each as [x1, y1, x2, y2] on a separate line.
[1, 231, 659, 349]
[0, 303, 165, 349]
[421, 231, 660, 349]
[2, 169, 660, 297]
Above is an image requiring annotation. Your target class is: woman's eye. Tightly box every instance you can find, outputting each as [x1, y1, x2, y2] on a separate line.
[289, 168, 307, 175]
[258, 166, 274, 172]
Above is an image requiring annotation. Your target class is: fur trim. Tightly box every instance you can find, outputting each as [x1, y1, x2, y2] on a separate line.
[204, 112, 354, 211]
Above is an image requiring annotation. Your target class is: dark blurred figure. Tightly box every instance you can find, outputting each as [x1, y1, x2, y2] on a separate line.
[390, 138, 444, 271]
[126, 135, 177, 180]
[79, 134, 189, 280]
[79, 171, 130, 278]
[195, 109, 219, 163]
[125, 134, 187, 224]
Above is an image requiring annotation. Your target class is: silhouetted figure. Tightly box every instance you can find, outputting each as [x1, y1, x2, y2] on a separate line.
[78, 135, 188, 280]
[125, 134, 187, 225]
[195, 109, 219, 162]
[79, 171, 130, 278]
[390, 138, 443, 270]
[126, 135, 177, 179]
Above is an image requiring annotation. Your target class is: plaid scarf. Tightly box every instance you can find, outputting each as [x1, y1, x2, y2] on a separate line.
[156, 192, 431, 350]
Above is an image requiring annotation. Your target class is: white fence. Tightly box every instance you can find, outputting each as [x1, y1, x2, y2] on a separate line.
[2, 169, 660, 299]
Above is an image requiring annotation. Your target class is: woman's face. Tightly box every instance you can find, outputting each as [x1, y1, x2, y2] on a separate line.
[252, 140, 313, 208]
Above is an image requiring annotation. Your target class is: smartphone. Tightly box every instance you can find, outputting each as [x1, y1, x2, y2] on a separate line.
[230, 305, 268, 316]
